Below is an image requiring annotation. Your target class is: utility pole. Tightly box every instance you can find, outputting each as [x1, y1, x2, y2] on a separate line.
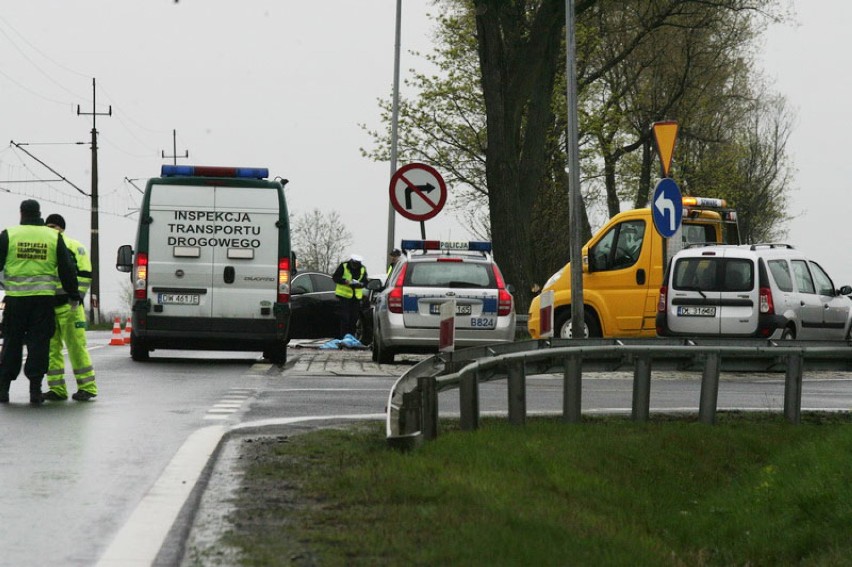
[77, 78, 111, 325]
[161, 129, 188, 165]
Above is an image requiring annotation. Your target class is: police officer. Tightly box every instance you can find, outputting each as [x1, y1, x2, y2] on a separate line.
[42, 214, 98, 402]
[332, 253, 368, 339]
[0, 200, 79, 405]
[387, 248, 402, 277]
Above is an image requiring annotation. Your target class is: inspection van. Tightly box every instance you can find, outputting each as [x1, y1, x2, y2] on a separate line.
[116, 165, 293, 363]
[527, 197, 739, 338]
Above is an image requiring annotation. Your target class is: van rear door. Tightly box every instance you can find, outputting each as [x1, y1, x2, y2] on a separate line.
[210, 185, 279, 319]
[147, 183, 215, 319]
[667, 253, 722, 334]
[718, 254, 758, 335]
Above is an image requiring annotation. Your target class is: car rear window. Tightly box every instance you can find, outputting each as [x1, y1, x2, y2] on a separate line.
[673, 257, 754, 292]
[405, 261, 496, 288]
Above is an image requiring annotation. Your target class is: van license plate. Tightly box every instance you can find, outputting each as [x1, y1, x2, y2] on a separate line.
[430, 304, 472, 315]
[677, 306, 716, 317]
[159, 293, 200, 305]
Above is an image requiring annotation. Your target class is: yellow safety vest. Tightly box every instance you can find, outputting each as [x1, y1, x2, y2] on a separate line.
[56, 235, 91, 299]
[4, 225, 61, 297]
[335, 263, 366, 300]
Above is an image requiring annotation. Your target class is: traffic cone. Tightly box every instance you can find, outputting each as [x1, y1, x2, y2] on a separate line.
[109, 316, 125, 346]
[124, 316, 132, 344]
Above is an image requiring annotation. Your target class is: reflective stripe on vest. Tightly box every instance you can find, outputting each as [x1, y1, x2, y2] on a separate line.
[334, 263, 366, 300]
[5, 225, 60, 296]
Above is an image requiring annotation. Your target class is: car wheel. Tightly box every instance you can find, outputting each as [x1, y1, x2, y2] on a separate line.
[555, 309, 601, 339]
[780, 326, 795, 340]
[374, 328, 395, 364]
[356, 313, 373, 346]
[264, 342, 288, 365]
[130, 333, 150, 362]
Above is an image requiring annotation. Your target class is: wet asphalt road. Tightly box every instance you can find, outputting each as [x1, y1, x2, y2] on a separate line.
[1, 332, 850, 566]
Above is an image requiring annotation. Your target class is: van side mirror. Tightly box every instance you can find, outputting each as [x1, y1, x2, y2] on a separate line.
[116, 245, 134, 273]
[839, 285, 852, 296]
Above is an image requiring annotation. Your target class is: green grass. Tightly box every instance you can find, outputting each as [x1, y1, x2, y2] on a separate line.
[222, 413, 852, 566]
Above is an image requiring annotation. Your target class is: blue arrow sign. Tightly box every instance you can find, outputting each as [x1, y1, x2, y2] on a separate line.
[652, 178, 683, 238]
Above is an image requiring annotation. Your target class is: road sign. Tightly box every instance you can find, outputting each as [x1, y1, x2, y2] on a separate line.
[389, 163, 447, 222]
[652, 178, 683, 238]
[652, 120, 679, 177]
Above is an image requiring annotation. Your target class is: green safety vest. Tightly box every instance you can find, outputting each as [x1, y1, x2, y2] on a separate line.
[4, 225, 61, 297]
[335, 263, 366, 300]
[56, 235, 91, 299]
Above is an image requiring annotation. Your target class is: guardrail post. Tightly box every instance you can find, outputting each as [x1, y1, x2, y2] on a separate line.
[507, 362, 526, 426]
[419, 376, 438, 440]
[400, 390, 421, 435]
[698, 353, 720, 424]
[459, 369, 480, 431]
[783, 353, 803, 424]
[563, 354, 582, 423]
[631, 354, 652, 423]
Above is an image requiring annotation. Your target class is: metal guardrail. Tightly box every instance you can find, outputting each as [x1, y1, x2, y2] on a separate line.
[385, 338, 852, 449]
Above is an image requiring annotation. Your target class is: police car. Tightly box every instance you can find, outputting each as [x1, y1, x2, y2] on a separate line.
[370, 240, 515, 363]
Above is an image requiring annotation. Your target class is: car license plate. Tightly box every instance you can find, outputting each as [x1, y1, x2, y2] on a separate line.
[470, 317, 495, 328]
[677, 306, 716, 317]
[159, 293, 200, 306]
[430, 303, 472, 315]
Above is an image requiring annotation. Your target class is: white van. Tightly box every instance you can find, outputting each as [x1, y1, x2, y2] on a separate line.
[656, 243, 852, 339]
[116, 165, 293, 362]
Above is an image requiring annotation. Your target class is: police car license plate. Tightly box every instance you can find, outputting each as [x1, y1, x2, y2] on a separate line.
[677, 306, 716, 317]
[430, 304, 472, 315]
[159, 293, 200, 306]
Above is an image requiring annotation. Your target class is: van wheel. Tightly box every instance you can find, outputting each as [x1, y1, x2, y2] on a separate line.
[264, 343, 288, 365]
[555, 309, 601, 339]
[780, 326, 796, 340]
[130, 334, 150, 362]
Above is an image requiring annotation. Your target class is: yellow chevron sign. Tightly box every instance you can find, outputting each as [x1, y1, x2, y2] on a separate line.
[652, 121, 679, 178]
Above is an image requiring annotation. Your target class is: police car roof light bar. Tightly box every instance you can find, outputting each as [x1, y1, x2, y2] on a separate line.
[161, 165, 269, 179]
[400, 239, 493, 253]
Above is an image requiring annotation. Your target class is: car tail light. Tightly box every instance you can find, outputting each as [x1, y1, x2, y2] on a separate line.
[134, 252, 148, 300]
[388, 264, 408, 314]
[759, 286, 774, 314]
[491, 264, 514, 316]
[657, 286, 667, 312]
[278, 257, 291, 303]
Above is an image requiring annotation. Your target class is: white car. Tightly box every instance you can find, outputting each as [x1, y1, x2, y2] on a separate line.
[371, 240, 515, 363]
[656, 243, 852, 339]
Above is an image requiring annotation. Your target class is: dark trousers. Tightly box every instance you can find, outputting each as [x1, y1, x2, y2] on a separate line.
[0, 295, 56, 394]
[337, 296, 360, 339]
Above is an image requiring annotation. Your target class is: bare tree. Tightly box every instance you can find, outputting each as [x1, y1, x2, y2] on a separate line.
[290, 209, 352, 274]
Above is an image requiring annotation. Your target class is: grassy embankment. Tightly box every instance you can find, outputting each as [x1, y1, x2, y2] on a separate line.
[212, 412, 852, 566]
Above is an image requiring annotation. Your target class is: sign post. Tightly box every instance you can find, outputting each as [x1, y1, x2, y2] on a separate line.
[389, 163, 447, 239]
[438, 300, 455, 353]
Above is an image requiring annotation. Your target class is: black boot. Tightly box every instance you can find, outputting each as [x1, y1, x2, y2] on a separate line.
[0, 379, 10, 403]
[29, 380, 43, 406]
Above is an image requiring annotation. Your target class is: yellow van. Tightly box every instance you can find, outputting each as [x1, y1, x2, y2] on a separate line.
[528, 198, 739, 338]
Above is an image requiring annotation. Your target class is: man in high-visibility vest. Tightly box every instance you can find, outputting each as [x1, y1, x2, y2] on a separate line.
[41, 214, 98, 402]
[332, 253, 368, 339]
[386, 248, 402, 278]
[0, 200, 79, 405]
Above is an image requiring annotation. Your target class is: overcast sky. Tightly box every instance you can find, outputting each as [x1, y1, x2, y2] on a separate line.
[0, 1, 848, 314]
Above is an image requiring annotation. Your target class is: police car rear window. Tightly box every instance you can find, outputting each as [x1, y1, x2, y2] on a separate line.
[405, 262, 495, 288]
